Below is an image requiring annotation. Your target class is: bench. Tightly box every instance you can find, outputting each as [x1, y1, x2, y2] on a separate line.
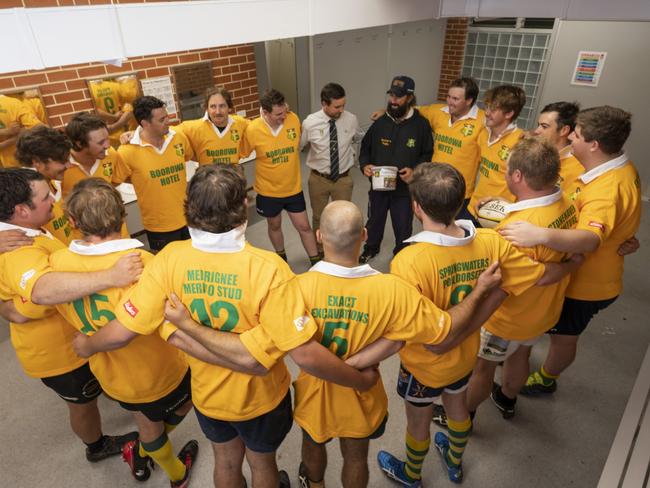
[598, 345, 650, 487]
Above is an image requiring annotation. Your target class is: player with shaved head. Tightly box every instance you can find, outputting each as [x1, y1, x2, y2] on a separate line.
[293, 200, 503, 488]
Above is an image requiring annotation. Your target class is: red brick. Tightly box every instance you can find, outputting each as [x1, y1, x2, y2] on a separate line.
[243, 94, 258, 104]
[231, 72, 249, 82]
[77, 66, 107, 78]
[47, 70, 78, 82]
[1, 0, 23, 6]
[239, 62, 256, 72]
[211, 57, 231, 68]
[54, 90, 86, 104]
[237, 45, 254, 55]
[0, 78, 15, 90]
[87, 0, 112, 4]
[156, 55, 180, 67]
[23, 0, 58, 6]
[48, 103, 74, 116]
[233, 88, 251, 98]
[42, 95, 56, 105]
[48, 115, 63, 127]
[222, 65, 240, 75]
[179, 54, 201, 64]
[14, 73, 48, 87]
[106, 63, 133, 74]
[66, 79, 88, 90]
[229, 55, 247, 64]
[224, 81, 242, 91]
[40, 82, 67, 95]
[73, 100, 94, 111]
[214, 75, 231, 85]
[200, 51, 220, 61]
[240, 78, 257, 89]
[132, 59, 157, 70]
[145, 67, 170, 78]
[219, 48, 237, 57]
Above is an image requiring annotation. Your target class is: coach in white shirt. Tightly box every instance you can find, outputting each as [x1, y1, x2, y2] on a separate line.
[300, 83, 363, 242]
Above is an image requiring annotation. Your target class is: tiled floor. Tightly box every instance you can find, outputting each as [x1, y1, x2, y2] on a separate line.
[1, 164, 648, 487]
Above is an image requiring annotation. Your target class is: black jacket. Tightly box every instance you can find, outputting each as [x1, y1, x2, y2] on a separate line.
[359, 109, 433, 195]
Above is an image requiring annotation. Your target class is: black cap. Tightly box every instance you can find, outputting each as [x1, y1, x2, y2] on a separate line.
[387, 76, 415, 97]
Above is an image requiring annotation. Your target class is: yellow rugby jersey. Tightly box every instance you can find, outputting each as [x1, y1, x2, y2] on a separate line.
[558, 146, 584, 193]
[42, 182, 74, 245]
[114, 231, 316, 421]
[175, 115, 249, 165]
[89, 80, 126, 146]
[118, 77, 139, 106]
[60, 150, 129, 238]
[240, 111, 301, 198]
[392, 224, 545, 387]
[89, 80, 122, 115]
[468, 125, 523, 216]
[50, 241, 187, 403]
[419, 104, 485, 198]
[114, 128, 193, 232]
[62, 147, 122, 198]
[22, 97, 48, 124]
[293, 262, 451, 442]
[485, 191, 578, 340]
[564, 155, 641, 300]
[0, 224, 85, 378]
[0, 94, 41, 168]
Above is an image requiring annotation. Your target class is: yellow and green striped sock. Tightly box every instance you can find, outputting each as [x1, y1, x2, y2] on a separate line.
[540, 366, 560, 384]
[446, 417, 472, 467]
[404, 430, 430, 481]
[141, 433, 186, 482]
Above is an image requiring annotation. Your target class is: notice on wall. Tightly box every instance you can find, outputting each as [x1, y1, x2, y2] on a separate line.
[571, 51, 607, 87]
[140, 76, 178, 117]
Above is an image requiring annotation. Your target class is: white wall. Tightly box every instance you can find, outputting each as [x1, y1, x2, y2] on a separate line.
[310, 19, 446, 130]
[538, 20, 650, 197]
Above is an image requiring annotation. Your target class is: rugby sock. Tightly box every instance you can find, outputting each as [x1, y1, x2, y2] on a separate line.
[494, 386, 517, 405]
[84, 435, 107, 454]
[309, 254, 321, 265]
[446, 417, 472, 467]
[404, 430, 430, 481]
[140, 433, 186, 482]
[539, 365, 560, 384]
[164, 411, 187, 434]
[276, 249, 288, 262]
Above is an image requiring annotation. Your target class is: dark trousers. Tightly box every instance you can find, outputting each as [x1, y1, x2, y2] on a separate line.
[365, 190, 413, 255]
[457, 198, 481, 227]
[146, 226, 190, 252]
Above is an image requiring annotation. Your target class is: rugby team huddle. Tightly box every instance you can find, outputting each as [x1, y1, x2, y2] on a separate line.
[0, 73, 641, 488]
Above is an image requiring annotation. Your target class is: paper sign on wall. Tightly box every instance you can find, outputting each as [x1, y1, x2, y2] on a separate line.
[140, 76, 178, 117]
[571, 51, 607, 87]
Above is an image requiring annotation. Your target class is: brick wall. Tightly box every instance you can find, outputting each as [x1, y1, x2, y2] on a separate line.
[173, 63, 214, 98]
[0, 45, 259, 128]
[1, 0, 259, 127]
[437, 17, 469, 102]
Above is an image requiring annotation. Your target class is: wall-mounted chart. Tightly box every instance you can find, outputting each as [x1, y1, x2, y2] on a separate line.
[571, 51, 607, 87]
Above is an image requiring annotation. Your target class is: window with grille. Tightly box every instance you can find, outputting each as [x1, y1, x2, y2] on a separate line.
[462, 26, 553, 129]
